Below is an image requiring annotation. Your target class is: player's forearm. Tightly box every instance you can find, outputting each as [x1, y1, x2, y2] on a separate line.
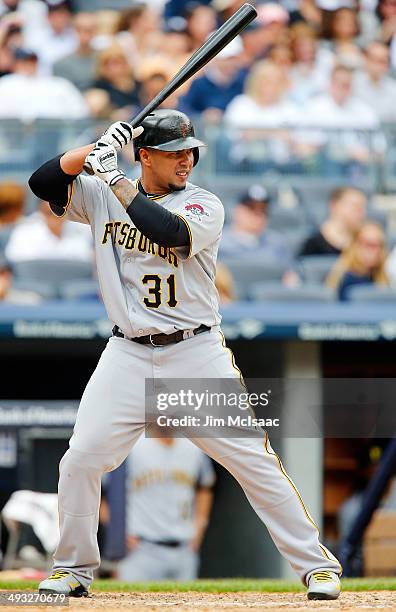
[110, 177, 139, 209]
[111, 179, 190, 248]
[60, 144, 95, 175]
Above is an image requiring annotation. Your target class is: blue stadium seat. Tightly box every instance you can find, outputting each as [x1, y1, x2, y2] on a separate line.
[219, 257, 287, 300]
[59, 279, 100, 301]
[346, 285, 396, 302]
[298, 255, 338, 284]
[11, 278, 57, 300]
[250, 282, 335, 302]
[281, 229, 310, 257]
[12, 259, 93, 297]
[268, 207, 307, 232]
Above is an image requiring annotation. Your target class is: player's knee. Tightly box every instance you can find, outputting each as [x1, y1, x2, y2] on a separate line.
[59, 448, 110, 475]
[58, 449, 106, 516]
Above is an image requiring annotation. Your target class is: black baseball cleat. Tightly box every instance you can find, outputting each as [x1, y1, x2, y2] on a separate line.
[307, 571, 341, 600]
[38, 571, 88, 597]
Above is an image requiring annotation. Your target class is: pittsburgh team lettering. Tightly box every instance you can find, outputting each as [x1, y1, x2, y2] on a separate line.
[101, 221, 178, 268]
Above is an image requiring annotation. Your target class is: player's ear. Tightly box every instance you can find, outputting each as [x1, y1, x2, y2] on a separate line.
[139, 148, 151, 168]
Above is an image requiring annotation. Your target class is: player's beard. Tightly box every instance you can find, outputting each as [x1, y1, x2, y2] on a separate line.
[168, 182, 187, 192]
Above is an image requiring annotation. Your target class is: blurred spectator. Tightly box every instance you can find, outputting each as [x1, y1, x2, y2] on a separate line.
[164, 0, 211, 19]
[268, 42, 293, 78]
[117, 431, 215, 581]
[321, 7, 362, 69]
[0, 47, 88, 120]
[326, 221, 389, 300]
[90, 43, 140, 119]
[185, 3, 217, 51]
[0, 12, 23, 76]
[0, 255, 40, 303]
[303, 64, 379, 128]
[224, 60, 299, 127]
[240, 4, 290, 65]
[5, 201, 92, 263]
[138, 70, 180, 111]
[25, 0, 78, 74]
[53, 12, 97, 91]
[288, 23, 334, 104]
[300, 65, 379, 175]
[215, 262, 235, 304]
[354, 41, 396, 122]
[0, 0, 19, 15]
[116, 5, 161, 67]
[159, 20, 191, 65]
[300, 186, 367, 256]
[375, 0, 396, 69]
[219, 185, 294, 271]
[0, 181, 25, 226]
[0, 0, 46, 40]
[180, 35, 246, 119]
[288, 0, 322, 29]
[214, 0, 251, 23]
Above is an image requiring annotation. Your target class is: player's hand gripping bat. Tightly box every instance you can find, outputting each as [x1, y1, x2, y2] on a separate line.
[84, 3, 257, 175]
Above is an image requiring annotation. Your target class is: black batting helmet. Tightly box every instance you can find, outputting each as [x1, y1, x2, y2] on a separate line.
[133, 109, 205, 167]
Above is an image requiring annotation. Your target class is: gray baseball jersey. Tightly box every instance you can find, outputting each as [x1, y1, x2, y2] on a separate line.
[125, 438, 215, 542]
[63, 177, 224, 337]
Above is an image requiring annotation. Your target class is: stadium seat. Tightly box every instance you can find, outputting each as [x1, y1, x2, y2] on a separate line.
[250, 282, 336, 302]
[298, 255, 338, 284]
[13, 259, 92, 282]
[12, 259, 93, 297]
[12, 278, 57, 300]
[281, 229, 310, 257]
[268, 207, 306, 232]
[219, 257, 287, 300]
[346, 285, 396, 302]
[59, 279, 101, 301]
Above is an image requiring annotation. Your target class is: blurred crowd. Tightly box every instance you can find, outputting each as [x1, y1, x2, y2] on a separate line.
[0, 0, 396, 125]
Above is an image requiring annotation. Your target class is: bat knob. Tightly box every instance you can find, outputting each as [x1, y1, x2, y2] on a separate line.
[83, 161, 94, 175]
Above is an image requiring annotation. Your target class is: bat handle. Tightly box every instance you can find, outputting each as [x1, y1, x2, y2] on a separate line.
[83, 161, 94, 175]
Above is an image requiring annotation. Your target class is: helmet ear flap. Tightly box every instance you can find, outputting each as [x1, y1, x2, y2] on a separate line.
[193, 148, 199, 167]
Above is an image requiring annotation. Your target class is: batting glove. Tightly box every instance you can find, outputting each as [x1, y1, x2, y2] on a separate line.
[84, 141, 125, 187]
[100, 121, 144, 150]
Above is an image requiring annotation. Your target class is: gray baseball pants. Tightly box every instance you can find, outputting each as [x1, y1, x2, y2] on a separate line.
[53, 330, 341, 588]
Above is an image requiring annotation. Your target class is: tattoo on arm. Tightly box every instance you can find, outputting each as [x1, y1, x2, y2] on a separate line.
[110, 178, 139, 210]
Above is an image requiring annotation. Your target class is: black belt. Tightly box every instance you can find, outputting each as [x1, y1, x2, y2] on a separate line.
[112, 323, 210, 347]
[139, 537, 186, 548]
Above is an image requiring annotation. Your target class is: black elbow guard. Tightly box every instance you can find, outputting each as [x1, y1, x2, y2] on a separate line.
[28, 155, 76, 207]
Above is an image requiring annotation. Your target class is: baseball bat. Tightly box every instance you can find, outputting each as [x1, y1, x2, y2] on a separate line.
[84, 3, 257, 174]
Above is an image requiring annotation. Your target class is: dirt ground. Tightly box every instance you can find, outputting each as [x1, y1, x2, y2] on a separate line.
[3, 591, 393, 612]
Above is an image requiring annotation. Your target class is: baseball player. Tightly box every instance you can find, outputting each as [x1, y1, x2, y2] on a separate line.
[29, 110, 341, 600]
[117, 429, 215, 581]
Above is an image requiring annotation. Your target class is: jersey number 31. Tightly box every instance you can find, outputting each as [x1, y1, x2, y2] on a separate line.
[142, 274, 177, 309]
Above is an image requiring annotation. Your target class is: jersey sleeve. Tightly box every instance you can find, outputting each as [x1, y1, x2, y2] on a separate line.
[174, 190, 224, 258]
[60, 175, 103, 224]
[197, 454, 216, 488]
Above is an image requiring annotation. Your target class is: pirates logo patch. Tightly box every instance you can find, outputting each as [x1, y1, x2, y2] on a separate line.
[184, 202, 210, 222]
